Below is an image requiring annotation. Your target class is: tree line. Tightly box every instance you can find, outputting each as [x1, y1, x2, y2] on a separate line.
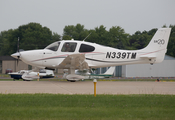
[0, 22, 175, 57]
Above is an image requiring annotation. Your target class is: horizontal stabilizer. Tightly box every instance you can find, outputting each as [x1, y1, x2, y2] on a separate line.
[140, 54, 156, 59]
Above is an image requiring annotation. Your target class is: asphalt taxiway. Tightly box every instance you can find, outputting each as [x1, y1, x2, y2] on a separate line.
[0, 81, 175, 94]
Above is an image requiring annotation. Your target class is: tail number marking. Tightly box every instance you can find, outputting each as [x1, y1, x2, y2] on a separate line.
[106, 52, 137, 59]
[154, 39, 165, 45]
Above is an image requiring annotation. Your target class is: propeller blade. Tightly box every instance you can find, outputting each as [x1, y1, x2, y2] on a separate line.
[17, 56, 20, 66]
[17, 37, 19, 52]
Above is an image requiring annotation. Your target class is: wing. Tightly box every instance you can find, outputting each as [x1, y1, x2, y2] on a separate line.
[57, 54, 89, 71]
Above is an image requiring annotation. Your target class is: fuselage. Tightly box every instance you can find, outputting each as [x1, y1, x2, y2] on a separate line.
[12, 40, 153, 69]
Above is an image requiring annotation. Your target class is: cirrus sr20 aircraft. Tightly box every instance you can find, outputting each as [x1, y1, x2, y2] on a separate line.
[11, 28, 171, 81]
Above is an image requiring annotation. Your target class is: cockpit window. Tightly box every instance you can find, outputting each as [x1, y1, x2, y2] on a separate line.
[45, 42, 60, 51]
[79, 44, 95, 53]
[61, 42, 77, 52]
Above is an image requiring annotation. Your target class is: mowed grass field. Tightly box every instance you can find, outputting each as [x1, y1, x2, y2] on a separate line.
[0, 94, 175, 120]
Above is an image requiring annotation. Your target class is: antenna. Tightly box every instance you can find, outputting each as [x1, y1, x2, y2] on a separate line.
[83, 32, 91, 41]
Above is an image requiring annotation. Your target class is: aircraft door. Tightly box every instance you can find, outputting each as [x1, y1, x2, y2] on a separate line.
[79, 43, 95, 65]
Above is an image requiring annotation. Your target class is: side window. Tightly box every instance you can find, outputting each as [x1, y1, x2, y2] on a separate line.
[61, 42, 77, 52]
[79, 44, 95, 53]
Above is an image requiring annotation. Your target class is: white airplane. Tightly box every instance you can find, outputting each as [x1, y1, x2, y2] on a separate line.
[63, 66, 115, 81]
[11, 28, 171, 81]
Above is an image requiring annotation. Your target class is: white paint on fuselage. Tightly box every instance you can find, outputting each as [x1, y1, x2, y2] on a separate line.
[19, 40, 150, 69]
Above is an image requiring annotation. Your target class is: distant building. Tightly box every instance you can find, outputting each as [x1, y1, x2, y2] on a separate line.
[0, 56, 29, 74]
[97, 55, 175, 77]
[122, 55, 175, 77]
[0, 56, 63, 74]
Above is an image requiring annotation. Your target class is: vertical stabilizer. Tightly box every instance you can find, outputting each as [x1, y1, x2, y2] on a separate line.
[140, 28, 171, 63]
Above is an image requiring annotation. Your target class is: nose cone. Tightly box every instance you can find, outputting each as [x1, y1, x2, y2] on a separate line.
[11, 52, 20, 59]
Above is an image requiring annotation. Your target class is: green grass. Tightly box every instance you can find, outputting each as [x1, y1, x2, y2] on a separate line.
[0, 74, 10, 77]
[0, 94, 175, 120]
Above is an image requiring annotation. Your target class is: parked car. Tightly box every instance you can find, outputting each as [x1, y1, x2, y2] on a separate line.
[9, 69, 54, 81]
[6, 69, 12, 74]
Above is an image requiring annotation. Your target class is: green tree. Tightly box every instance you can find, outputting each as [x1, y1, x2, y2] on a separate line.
[0, 22, 60, 56]
[86, 25, 108, 45]
[108, 26, 130, 49]
[128, 28, 156, 50]
[167, 25, 175, 57]
[85, 29, 98, 43]
[95, 25, 108, 44]
[63, 23, 89, 40]
[62, 35, 72, 40]
[52, 32, 61, 41]
[5, 29, 19, 55]
[16, 23, 53, 50]
[0, 30, 11, 55]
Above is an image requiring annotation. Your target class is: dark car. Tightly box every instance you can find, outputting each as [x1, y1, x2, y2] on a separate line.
[6, 69, 12, 74]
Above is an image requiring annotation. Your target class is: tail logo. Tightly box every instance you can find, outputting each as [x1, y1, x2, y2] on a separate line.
[154, 39, 165, 45]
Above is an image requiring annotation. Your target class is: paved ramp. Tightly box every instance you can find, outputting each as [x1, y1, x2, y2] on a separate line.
[0, 81, 175, 94]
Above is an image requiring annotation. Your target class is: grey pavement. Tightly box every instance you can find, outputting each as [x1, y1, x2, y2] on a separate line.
[0, 81, 175, 95]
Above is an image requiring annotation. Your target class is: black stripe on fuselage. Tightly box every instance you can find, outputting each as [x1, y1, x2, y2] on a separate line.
[86, 58, 140, 63]
[32, 57, 66, 62]
[31, 52, 105, 62]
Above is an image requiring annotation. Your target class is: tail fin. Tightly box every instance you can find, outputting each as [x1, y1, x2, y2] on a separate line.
[140, 28, 171, 63]
[103, 66, 115, 75]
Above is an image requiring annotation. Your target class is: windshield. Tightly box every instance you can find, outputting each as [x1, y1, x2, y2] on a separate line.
[45, 42, 60, 51]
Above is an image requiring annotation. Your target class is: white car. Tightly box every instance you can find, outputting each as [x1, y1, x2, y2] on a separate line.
[9, 69, 54, 81]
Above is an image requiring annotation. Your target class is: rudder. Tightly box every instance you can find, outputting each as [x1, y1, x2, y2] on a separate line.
[141, 28, 171, 63]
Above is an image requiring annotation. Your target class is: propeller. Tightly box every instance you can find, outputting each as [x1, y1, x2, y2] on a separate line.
[16, 37, 20, 66]
[17, 37, 19, 52]
[14, 37, 21, 66]
[11, 37, 24, 61]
